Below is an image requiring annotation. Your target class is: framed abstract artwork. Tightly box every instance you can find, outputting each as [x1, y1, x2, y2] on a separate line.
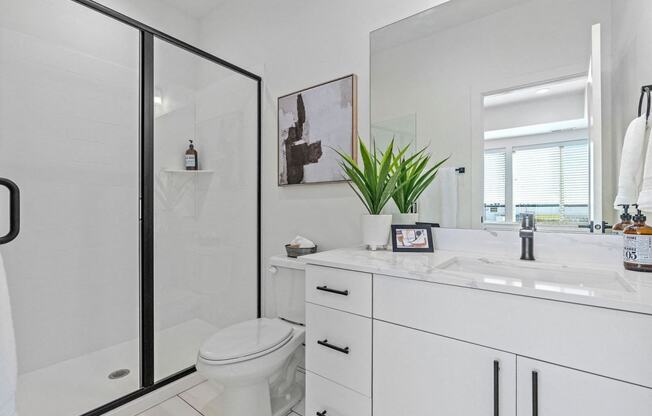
[278, 74, 357, 185]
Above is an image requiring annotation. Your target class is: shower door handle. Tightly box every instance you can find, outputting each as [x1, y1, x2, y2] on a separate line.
[0, 178, 20, 245]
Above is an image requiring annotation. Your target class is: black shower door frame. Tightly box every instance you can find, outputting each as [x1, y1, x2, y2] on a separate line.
[68, 1, 263, 415]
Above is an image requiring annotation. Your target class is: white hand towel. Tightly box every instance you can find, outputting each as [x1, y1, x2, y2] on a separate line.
[638, 126, 652, 212]
[418, 167, 459, 227]
[615, 116, 647, 207]
[437, 167, 459, 228]
[289, 235, 315, 248]
[0, 252, 17, 416]
[637, 128, 652, 211]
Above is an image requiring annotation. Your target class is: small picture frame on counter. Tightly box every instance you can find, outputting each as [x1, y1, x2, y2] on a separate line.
[391, 224, 434, 253]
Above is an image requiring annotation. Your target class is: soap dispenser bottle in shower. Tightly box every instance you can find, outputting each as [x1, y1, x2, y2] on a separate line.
[185, 139, 198, 171]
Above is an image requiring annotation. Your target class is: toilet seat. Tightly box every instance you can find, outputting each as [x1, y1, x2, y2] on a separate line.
[199, 318, 295, 364]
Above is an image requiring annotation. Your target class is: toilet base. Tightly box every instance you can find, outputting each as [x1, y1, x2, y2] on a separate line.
[271, 383, 303, 416]
[216, 381, 272, 416]
[201, 379, 302, 416]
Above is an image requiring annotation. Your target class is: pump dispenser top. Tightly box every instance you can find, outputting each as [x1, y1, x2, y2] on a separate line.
[623, 204, 652, 272]
[613, 204, 632, 232]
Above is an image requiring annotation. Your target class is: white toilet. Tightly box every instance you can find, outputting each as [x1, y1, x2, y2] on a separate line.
[196, 256, 306, 416]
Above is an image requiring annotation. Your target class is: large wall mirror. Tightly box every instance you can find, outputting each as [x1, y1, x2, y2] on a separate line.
[371, 0, 650, 233]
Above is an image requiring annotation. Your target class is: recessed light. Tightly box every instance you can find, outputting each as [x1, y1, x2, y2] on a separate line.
[154, 95, 162, 105]
[535, 88, 551, 95]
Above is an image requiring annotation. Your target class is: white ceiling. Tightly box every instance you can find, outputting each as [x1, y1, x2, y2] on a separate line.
[158, 0, 225, 19]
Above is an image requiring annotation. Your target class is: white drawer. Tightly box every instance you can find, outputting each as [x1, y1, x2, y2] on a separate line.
[306, 371, 371, 416]
[305, 265, 371, 317]
[305, 303, 372, 396]
[374, 274, 652, 388]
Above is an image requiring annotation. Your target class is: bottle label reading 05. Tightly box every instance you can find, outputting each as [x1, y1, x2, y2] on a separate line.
[624, 234, 652, 264]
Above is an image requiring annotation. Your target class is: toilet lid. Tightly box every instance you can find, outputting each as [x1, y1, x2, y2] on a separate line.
[199, 318, 293, 362]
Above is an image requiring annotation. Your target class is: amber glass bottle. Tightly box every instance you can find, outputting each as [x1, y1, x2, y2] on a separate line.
[185, 139, 198, 171]
[613, 204, 632, 233]
[623, 207, 652, 272]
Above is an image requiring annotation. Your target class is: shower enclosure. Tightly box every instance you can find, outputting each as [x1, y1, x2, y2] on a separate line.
[0, 0, 261, 415]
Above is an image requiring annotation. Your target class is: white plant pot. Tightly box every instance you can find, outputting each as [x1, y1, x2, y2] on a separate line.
[392, 213, 419, 225]
[361, 214, 392, 251]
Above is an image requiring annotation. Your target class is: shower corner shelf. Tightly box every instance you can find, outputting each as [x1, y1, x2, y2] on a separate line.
[162, 168, 214, 174]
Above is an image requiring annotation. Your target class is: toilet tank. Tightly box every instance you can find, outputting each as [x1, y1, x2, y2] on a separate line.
[266, 255, 305, 325]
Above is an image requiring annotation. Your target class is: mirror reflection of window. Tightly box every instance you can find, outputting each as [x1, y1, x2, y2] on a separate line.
[483, 76, 590, 226]
[484, 150, 506, 223]
[512, 142, 589, 225]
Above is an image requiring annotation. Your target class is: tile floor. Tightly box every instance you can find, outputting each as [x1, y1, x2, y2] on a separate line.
[136, 371, 305, 416]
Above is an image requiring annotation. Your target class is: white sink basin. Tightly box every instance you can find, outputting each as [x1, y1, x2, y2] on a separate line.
[436, 256, 634, 295]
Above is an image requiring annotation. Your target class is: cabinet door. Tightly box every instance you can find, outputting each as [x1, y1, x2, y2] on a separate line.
[517, 357, 652, 416]
[373, 320, 516, 416]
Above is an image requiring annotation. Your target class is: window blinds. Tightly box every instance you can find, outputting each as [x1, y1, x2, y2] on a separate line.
[484, 140, 589, 224]
[484, 151, 506, 206]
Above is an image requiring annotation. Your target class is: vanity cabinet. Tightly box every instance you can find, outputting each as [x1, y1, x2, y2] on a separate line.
[304, 261, 652, 416]
[373, 320, 516, 416]
[373, 320, 652, 416]
[305, 302, 372, 396]
[516, 358, 652, 416]
[305, 265, 372, 416]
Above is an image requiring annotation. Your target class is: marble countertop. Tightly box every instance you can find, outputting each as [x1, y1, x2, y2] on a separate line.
[299, 247, 652, 315]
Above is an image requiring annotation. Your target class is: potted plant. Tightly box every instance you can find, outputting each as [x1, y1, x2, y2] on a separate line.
[391, 147, 449, 224]
[336, 139, 407, 250]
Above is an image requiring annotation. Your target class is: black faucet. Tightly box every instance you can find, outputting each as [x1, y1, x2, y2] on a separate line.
[520, 213, 535, 261]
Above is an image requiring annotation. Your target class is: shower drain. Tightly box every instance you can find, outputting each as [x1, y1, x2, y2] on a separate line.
[108, 369, 130, 380]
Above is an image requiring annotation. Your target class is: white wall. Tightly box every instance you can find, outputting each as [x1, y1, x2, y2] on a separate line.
[371, 0, 612, 228]
[97, 0, 199, 45]
[484, 91, 586, 132]
[198, 0, 447, 292]
[611, 0, 652, 218]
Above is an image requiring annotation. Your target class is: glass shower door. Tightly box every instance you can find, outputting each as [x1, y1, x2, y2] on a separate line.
[0, 0, 141, 414]
[152, 37, 260, 381]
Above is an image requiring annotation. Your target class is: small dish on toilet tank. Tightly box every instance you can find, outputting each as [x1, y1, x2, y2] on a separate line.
[285, 244, 317, 258]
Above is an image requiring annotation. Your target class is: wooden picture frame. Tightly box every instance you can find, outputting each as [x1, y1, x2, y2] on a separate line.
[277, 74, 357, 186]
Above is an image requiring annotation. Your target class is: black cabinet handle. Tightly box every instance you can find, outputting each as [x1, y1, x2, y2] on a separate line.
[493, 360, 500, 416]
[316, 411, 327, 416]
[532, 371, 538, 416]
[317, 339, 349, 354]
[0, 178, 20, 245]
[316, 285, 349, 296]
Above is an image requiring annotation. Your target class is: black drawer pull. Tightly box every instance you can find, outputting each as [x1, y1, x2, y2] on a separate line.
[316, 285, 349, 296]
[317, 339, 349, 354]
[532, 371, 538, 416]
[316, 411, 327, 416]
[493, 360, 500, 416]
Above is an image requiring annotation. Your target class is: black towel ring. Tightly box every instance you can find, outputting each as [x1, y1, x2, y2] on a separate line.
[638, 85, 652, 121]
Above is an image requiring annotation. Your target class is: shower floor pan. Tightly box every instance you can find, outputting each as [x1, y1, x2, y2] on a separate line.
[16, 319, 216, 416]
